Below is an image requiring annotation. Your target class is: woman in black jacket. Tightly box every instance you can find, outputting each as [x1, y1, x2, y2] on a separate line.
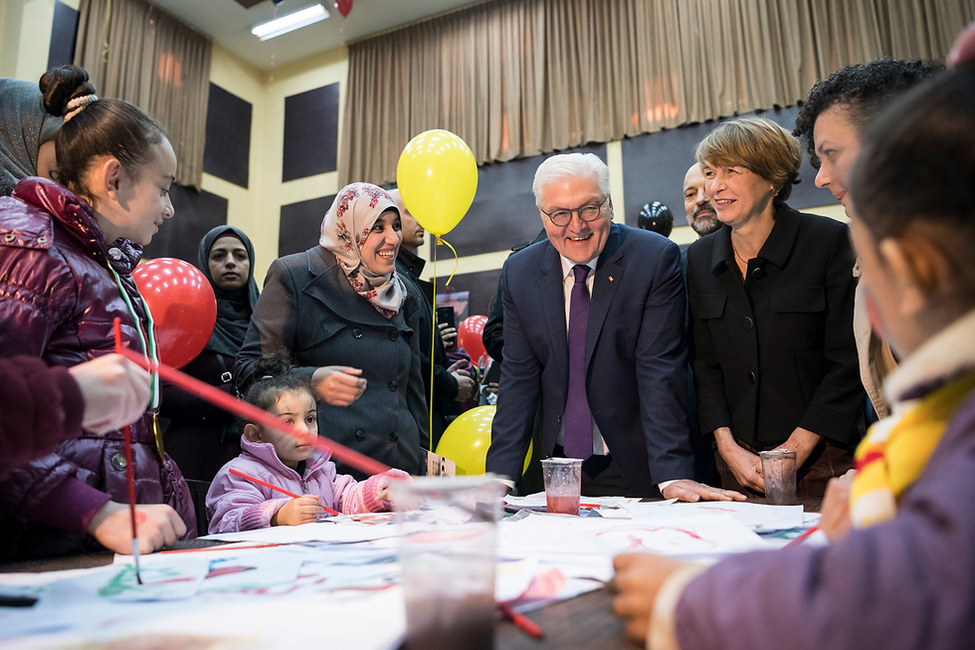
[686, 117, 863, 497]
[161, 226, 259, 481]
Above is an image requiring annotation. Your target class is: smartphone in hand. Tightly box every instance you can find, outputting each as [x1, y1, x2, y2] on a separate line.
[436, 305, 456, 330]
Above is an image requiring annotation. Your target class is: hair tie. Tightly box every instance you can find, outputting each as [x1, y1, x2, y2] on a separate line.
[63, 94, 98, 122]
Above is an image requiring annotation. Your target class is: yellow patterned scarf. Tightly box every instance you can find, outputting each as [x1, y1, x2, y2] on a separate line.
[851, 371, 975, 528]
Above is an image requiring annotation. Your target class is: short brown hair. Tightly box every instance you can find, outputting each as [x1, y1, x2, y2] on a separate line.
[695, 117, 801, 204]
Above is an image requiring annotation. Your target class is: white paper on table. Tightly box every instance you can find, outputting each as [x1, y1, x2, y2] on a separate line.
[624, 500, 805, 531]
[205, 519, 401, 544]
[1, 585, 406, 650]
[592, 514, 774, 557]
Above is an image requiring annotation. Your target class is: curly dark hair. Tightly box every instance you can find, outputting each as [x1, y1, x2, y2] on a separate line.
[242, 349, 318, 418]
[793, 58, 943, 167]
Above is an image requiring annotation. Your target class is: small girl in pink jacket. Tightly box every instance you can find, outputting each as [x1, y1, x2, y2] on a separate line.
[206, 352, 408, 533]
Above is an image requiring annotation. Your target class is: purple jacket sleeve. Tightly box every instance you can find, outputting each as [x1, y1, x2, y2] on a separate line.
[674, 395, 975, 650]
[206, 464, 289, 534]
[0, 356, 84, 472]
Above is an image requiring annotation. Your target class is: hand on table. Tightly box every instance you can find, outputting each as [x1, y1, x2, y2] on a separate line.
[447, 359, 475, 401]
[661, 479, 746, 502]
[819, 470, 856, 541]
[273, 495, 323, 526]
[612, 553, 689, 644]
[69, 354, 151, 434]
[312, 366, 366, 406]
[88, 501, 186, 554]
[438, 322, 457, 349]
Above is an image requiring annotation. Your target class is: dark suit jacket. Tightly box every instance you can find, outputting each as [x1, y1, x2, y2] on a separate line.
[485, 222, 694, 496]
[686, 204, 863, 448]
[235, 246, 427, 478]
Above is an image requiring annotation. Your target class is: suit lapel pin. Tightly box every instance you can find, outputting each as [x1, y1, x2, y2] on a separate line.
[609, 276, 614, 282]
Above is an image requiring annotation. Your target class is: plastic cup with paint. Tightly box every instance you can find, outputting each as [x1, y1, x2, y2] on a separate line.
[759, 449, 797, 505]
[541, 457, 583, 515]
[392, 475, 504, 650]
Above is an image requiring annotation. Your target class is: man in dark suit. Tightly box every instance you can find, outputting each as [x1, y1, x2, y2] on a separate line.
[486, 153, 743, 500]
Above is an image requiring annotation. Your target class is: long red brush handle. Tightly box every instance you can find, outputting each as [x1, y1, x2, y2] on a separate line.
[116, 346, 391, 477]
[113, 318, 142, 582]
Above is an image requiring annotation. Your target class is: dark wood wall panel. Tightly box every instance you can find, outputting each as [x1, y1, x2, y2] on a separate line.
[204, 84, 252, 188]
[430, 144, 607, 259]
[435, 268, 503, 320]
[282, 84, 339, 182]
[142, 185, 228, 263]
[47, 1, 79, 70]
[621, 106, 838, 229]
[279, 194, 335, 258]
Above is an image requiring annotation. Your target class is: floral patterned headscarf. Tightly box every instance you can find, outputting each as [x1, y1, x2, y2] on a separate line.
[319, 182, 406, 318]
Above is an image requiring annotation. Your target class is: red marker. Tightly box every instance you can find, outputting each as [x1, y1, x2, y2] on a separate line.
[783, 525, 819, 549]
[229, 468, 341, 516]
[499, 602, 544, 639]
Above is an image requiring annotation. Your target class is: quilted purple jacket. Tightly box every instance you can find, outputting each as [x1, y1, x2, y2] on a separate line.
[0, 177, 194, 559]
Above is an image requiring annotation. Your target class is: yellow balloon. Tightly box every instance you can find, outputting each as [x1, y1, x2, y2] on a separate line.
[396, 129, 478, 236]
[435, 405, 532, 476]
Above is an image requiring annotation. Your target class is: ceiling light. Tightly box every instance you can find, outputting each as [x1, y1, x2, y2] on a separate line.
[251, 4, 329, 41]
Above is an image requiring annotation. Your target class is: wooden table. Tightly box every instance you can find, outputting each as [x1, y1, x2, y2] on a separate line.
[0, 497, 819, 648]
[496, 586, 627, 649]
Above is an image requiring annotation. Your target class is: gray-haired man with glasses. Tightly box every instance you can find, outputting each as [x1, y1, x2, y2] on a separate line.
[486, 152, 744, 501]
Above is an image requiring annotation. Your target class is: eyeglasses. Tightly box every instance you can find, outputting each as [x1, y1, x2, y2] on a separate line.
[541, 198, 608, 227]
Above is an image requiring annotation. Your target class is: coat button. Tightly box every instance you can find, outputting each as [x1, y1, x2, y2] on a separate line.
[748, 371, 757, 384]
[389, 432, 399, 442]
[110, 453, 128, 471]
[742, 316, 754, 330]
[388, 380, 398, 391]
[355, 429, 366, 441]
[388, 330, 399, 342]
[352, 328, 363, 339]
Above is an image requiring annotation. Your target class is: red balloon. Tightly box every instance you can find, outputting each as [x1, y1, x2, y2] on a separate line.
[334, 0, 352, 18]
[457, 315, 488, 370]
[132, 258, 216, 370]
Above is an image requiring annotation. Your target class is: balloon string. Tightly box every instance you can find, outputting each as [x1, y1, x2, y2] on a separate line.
[436, 236, 460, 286]
[429, 238, 436, 452]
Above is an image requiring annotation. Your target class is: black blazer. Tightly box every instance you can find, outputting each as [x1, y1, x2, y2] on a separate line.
[486, 223, 694, 496]
[686, 204, 863, 448]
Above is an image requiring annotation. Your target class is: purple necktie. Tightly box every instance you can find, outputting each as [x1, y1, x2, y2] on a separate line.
[564, 264, 593, 461]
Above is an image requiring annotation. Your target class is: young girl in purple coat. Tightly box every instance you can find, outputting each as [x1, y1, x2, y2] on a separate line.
[206, 352, 409, 533]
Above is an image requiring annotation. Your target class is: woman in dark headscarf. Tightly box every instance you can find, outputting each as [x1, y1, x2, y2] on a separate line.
[160, 226, 260, 482]
[0, 77, 62, 195]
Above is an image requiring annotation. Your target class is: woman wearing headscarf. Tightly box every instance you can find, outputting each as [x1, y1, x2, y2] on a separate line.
[0, 77, 62, 195]
[235, 183, 426, 478]
[161, 226, 260, 481]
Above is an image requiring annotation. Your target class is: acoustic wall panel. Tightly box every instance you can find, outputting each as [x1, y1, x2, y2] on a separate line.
[282, 84, 339, 182]
[204, 83, 252, 189]
[279, 194, 335, 258]
[142, 185, 228, 263]
[47, 1, 79, 70]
